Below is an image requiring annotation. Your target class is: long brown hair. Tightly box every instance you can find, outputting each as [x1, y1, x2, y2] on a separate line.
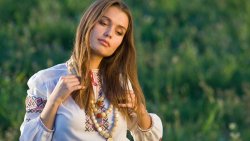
[69, 0, 146, 121]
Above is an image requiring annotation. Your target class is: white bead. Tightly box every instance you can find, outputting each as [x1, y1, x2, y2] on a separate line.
[101, 113, 106, 117]
[97, 127, 102, 132]
[104, 133, 110, 138]
[91, 100, 94, 104]
[107, 138, 113, 141]
[95, 123, 100, 127]
[100, 130, 105, 135]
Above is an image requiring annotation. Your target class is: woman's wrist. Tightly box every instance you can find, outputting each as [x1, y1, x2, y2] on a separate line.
[138, 103, 148, 115]
[137, 104, 152, 129]
[48, 92, 64, 106]
[40, 98, 61, 130]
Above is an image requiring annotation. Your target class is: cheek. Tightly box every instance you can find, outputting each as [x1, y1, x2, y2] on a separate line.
[89, 30, 97, 47]
[113, 37, 124, 49]
[90, 28, 97, 38]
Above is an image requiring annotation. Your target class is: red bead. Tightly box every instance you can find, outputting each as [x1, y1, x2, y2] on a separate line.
[96, 113, 102, 118]
[97, 101, 103, 107]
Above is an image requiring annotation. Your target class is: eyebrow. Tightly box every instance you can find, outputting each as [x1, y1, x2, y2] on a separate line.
[102, 16, 127, 31]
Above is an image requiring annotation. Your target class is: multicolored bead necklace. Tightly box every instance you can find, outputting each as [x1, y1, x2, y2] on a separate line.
[90, 102, 118, 140]
[66, 62, 118, 140]
[90, 97, 113, 119]
[90, 70, 118, 140]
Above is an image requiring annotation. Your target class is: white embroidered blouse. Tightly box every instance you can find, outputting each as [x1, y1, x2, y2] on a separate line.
[19, 63, 163, 141]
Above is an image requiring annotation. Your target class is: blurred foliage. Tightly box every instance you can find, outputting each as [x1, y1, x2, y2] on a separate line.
[0, 0, 250, 140]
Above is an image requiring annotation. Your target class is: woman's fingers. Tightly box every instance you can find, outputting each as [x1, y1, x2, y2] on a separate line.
[72, 84, 86, 91]
[60, 75, 81, 86]
[63, 74, 80, 79]
[60, 75, 81, 83]
[51, 75, 85, 103]
[127, 92, 135, 101]
[66, 81, 85, 93]
[126, 92, 136, 106]
[118, 91, 138, 113]
[67, 80, 80, 87]
[118, 103, 134, 108]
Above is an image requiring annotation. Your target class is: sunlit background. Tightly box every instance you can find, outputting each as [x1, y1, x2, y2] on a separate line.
[1, 0, 250, 140]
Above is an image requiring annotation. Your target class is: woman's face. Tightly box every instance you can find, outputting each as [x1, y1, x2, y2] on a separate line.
[89, 6, 129, 58]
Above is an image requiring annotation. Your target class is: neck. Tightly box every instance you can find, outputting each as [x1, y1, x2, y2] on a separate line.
[90, 55, 103, 69]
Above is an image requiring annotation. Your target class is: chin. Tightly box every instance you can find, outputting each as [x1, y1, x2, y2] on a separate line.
[100, 51, 114, 57]
[102, 53, 115, 58]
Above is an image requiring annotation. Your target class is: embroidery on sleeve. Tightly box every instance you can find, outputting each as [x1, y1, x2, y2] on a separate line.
[25, 96, 47, 113]
[25, 118, 31, 122]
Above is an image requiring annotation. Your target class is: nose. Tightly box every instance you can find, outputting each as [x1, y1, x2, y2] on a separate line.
[104, 27, 113, 38]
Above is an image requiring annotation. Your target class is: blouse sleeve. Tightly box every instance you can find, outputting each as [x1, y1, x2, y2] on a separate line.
[19, 72, 54, 141]
[128, 113, 163, 141]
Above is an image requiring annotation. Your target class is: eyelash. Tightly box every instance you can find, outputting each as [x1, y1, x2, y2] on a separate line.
[99, 19, 124, 36]
[99, 20, 108, 26]
[116, 31, 123, 36]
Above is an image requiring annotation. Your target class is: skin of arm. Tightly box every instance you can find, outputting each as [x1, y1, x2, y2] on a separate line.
[137, 104, 152, 129]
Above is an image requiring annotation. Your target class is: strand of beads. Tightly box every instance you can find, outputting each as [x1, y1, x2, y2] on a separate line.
[90, 106, 118, 140]
[89, 70, 118, 140]
[90, 97, 113, 119]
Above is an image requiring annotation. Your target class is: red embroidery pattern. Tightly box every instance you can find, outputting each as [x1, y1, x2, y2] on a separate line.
[84, 104, 110, 132]
[100, 104, 109, 131]
[84, 115, 110, 131]
[85, 72, 110, 132]
[25, 118, 31, 122]
[85, 115, 96, 132]
[25, 96, 47, 113]
[102, 117, 109, 131]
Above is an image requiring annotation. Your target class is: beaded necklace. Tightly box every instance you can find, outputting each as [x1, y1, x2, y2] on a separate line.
[66, 62, 118, 140]
[90, 71, 118, 141]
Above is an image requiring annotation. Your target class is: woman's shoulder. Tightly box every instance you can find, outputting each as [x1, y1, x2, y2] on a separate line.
[27, 63, 68, 89]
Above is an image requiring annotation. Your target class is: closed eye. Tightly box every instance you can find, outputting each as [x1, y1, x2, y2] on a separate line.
[99, 19, 109, 26]
[116, 31, 124, 36]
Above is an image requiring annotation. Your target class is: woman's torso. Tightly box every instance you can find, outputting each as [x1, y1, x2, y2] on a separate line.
[41, 63, 130, 141]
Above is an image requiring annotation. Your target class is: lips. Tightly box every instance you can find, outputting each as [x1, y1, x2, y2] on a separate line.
[98, 39, 110, 47]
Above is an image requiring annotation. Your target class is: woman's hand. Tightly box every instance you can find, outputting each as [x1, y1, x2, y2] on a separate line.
[49, 75, 85, 104]
[118, 91, 138, 113]
[41, 74, 85, 129]
[118, 91, 147, 115]
[118, 91, 152, 129]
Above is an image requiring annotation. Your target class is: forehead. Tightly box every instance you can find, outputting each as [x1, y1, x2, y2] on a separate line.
[102, 6, 129, 29]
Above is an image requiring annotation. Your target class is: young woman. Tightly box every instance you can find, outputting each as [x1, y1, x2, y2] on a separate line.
[20, 0, 163, 140]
